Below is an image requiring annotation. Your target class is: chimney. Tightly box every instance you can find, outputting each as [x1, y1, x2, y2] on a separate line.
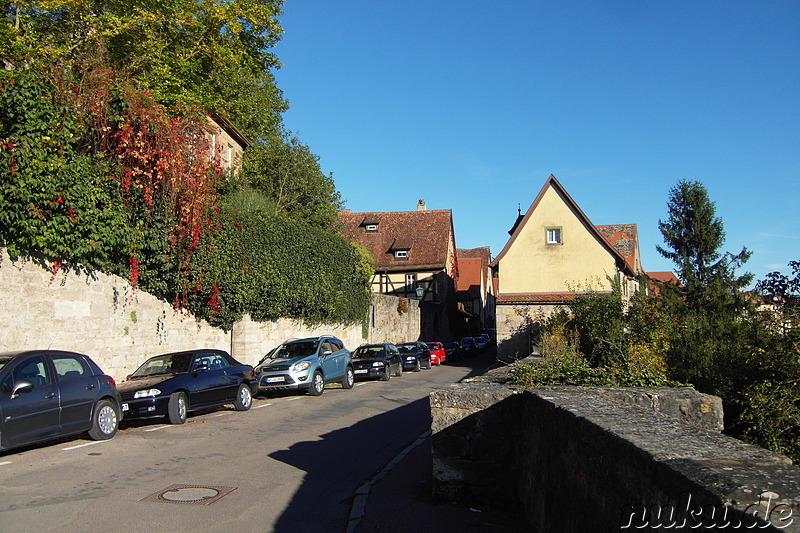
[417, 199, 426, 211]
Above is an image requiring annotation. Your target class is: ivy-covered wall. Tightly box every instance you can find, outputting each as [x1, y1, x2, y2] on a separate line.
[0, 248, 419, 380]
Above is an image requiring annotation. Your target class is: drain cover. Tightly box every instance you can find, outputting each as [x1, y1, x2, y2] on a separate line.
[141, 484, 236, 505]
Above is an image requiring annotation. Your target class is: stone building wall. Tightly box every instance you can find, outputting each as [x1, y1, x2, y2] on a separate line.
[0, 249, 420, 380]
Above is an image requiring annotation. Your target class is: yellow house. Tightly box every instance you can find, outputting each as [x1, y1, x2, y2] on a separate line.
[491, 174, 641, 360]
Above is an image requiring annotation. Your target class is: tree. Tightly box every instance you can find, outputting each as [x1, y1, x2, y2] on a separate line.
[656, 180, 754, 391]
[241, 134, 343, 229]
[2, 0, 287, 139]
[657, 180, 753, 311]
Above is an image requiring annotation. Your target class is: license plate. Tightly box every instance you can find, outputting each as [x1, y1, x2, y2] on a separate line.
[354, 369, 368, 374]
[266, 376, 284, 383]
[121, 403, 129, 412]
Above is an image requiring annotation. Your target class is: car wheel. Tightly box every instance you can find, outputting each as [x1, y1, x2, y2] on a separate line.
[88, 399, 119, 440]
[308, 371, 324, 396]
[341, 367, 355, 389]
[413, 359, 421, 372]
[234, 384, 252, 411]
[379, 364, 391, 381]
[395, 363, 403, 377]
[424, 358, 432, 370]
[167, 391, 188, 424]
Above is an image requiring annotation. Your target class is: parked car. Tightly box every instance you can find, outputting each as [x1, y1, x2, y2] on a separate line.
[425, 342, 447, 365]
[351, 344, 403, 381]
[396, 342, 432, 372]
[460, 337, 477, 356]
[473, 336, 488, 351]
[442, 341, 464, 362]
[118, 349, 255, 424]
[0, 350, 121, 451]
[255, 336, 354, 396]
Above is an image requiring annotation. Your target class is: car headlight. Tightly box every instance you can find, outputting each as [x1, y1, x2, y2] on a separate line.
[292, 361, 312, 372]
[406, 356, 416, 361]
[372, 362, 384, 367]
[133, 388, 161, 399]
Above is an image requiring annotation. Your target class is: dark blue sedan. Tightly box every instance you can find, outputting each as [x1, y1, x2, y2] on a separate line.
[118, 349, 256, 424]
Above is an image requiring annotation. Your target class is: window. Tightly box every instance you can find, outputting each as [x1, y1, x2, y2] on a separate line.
[395, 250, 409, 259]
[406, 274, 416, 289]
[52, 355, 87, 381]
[546, 227, 562, 244]
[226, 144, 233, 169]
[365, 224, 378, 232]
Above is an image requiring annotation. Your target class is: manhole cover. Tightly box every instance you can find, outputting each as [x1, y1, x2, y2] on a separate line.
[141, 484, 236, 505]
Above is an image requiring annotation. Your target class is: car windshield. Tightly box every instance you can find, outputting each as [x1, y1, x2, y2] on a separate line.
[426, 344, 439, 350]
[270, 341, 319, 359]
[353, 346, 384, 359]
[130, 352, 193, 377]
[397, 344, 417, 354]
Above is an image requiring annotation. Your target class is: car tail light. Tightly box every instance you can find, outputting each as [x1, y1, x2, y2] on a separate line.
[106, 376, 117, 387]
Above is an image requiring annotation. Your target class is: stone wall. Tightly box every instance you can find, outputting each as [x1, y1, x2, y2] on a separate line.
[431, 378, 800, 532]
[0, 249, 420, 380]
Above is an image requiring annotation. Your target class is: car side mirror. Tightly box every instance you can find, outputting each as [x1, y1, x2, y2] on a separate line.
[194, 363, 208, 373]
[321, 350, 332, 358]
[11, 380, 33, 398]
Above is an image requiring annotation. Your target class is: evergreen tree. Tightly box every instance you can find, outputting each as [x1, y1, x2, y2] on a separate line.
[656, 180, 754, 391]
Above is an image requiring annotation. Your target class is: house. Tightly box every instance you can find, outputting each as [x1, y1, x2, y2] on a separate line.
[455, 247, 496, 336]
[206, 113, 252, 175]
[338, 200, 460, 341]
[490, 174, 642, 360]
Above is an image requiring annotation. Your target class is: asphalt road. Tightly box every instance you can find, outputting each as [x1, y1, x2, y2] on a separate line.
[0, 351, 497, 533]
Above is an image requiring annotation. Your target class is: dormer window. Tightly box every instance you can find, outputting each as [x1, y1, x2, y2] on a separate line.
[365, 224, 378, 232]
[395, 250, 409, 260]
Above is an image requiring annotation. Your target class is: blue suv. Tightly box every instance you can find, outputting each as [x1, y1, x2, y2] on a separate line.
[254, 336, 354, 396]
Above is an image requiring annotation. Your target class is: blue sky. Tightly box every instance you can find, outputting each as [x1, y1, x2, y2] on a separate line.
[273, 1, 799, 285]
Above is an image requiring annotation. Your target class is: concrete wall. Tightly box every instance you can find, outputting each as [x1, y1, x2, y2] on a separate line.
[431, 376, 799, 532]
[0, 249, 420, 380]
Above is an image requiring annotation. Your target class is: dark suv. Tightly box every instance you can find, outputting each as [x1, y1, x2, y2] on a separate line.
[255, 336, 354, 396]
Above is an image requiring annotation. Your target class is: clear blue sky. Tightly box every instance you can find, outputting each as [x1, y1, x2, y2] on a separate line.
[273, 1, 799, 285]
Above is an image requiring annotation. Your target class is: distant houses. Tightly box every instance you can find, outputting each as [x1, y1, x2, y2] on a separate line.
[338, 175, 675, 355]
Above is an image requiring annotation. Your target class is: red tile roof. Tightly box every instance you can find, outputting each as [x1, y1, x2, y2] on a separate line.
[595, 224, 639, 272]
[339, 209, 455, 271]
[496, 293, 585, 304]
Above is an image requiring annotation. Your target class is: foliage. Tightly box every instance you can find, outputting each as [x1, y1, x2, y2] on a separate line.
[0, 64, 132, 270]
[241, 134, 343, 229]
[566, 278, 627, 367]
[509, 353, 682, 388]
[2, 0, 287, 138]
[184, 205, 374, 329]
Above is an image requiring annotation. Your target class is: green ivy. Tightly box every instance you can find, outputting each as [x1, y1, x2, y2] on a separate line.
[183, 206, 374, 330]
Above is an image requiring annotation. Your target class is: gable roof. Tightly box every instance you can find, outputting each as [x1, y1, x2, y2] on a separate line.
[489, 174, 635, 277]
[339, 209, 455, 271]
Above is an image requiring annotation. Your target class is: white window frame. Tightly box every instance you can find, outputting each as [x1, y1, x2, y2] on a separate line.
[365, 224, 378, 232]
[546, 227, 562, 245]
[395, 250, 409, 259]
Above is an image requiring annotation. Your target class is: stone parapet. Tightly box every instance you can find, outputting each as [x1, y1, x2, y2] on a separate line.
[431, 382, 799, 532]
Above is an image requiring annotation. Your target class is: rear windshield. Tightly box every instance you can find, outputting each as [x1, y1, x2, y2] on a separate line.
[397, 344, 417, 354]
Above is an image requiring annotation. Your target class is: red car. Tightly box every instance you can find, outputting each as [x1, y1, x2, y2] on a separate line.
[425, 342, 446, 365]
